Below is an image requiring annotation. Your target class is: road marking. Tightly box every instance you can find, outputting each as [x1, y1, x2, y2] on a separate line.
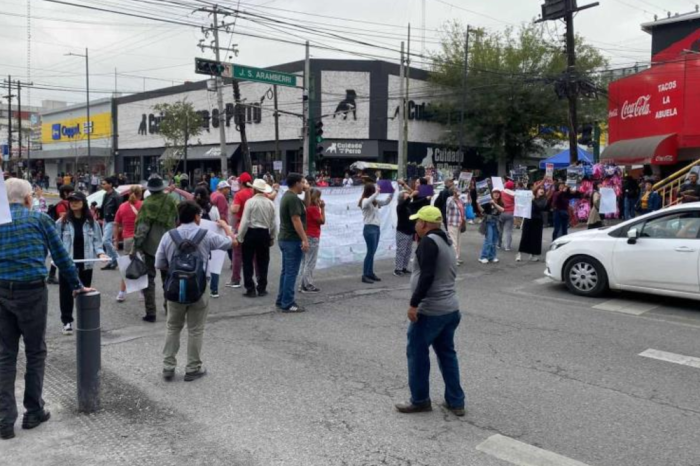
[534, 277, 552, 285]
[639, 349, 700, 370]
[476, 434, 591, 466]
[592, 299, 659, 316]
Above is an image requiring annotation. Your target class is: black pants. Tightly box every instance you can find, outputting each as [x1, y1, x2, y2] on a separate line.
[144, 253, 168, 317]
[48, 264, 56, 279]
[0, 283, 48, 427]
[242, 228, 271, 293]
[59, 268, 93, 325]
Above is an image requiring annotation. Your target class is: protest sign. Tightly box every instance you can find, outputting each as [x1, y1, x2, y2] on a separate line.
[476, 180, 492, 205]
[599, 187, 617, 215]
[545, 163, 554, 179]
[566, 166, 583, 189]
[491, 177, 504, 192]
[458, 171, 473, 193]
[199, 219, 228, 276]
[0, 172, 11, 225]
[273, 160, 283, 171]
[514, 190, 533, 219]
[377, 179, 395, 194]
[418, 184, 434, 198]
[117, 255, 148, 293]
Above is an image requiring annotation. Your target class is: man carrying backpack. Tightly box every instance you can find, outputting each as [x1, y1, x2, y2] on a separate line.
[155, 200, 234, 382]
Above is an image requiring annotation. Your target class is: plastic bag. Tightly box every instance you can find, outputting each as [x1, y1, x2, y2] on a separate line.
[125, 254, 148, 280]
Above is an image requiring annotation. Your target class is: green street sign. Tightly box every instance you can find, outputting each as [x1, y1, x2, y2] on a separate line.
[232, 64, 298, 88]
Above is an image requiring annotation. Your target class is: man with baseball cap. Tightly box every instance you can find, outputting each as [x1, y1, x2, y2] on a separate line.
[395, 206, 466, 417]
[235, 179, 277, 297]
[211, 180, 231, 226]
[228, 172, 253, 288]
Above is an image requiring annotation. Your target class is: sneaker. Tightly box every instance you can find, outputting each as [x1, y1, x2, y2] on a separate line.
[281, 304, 306, 313]
[361, 276, 374, 284]
[299, 285, 308, 293]
[142, 315, 156, 323]
[515, 253, 522, 262]
[116, 291, 126, 302]
[243, 290, 257, 298]
[504, 248, 512, 252]
[301, 285, 319, 294]
[184, 367, 207, 382]
[62, 323, 73, 335]
[441, 402, 466, 417]
[395, 401, 432, 414]
[393, 270, 404, 276]
[456, 260, 463, 266]
[491, 258, 500, 263]
[210, 291, 220, 298]
[162, 369, 174, 382]
[529, 255, 540, 262]
[226, 281, 242, 288]
[22, 409, 50, 430]
[0, 425, 14, 440]
[478, 258, 489, 264]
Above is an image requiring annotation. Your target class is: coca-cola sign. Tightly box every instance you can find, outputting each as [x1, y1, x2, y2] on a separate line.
[620, 95, 652, 120]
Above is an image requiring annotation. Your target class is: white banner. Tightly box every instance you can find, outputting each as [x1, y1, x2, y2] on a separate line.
[199, 219, 228, 276]
[117, 254, 149, 294]
[599, 187, 618, 215]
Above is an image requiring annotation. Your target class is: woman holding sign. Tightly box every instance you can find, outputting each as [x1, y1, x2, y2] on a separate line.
[56, 191, 108, 335]
[478, 190, 504, 264]
[359, 183, 394, 283]
[516, 184, 548, 262]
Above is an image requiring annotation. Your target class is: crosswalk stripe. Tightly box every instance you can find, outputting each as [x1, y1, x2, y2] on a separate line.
[476, 434, 591, 466]
[639, 349, 700, 369]
[592, 299, 658, 316]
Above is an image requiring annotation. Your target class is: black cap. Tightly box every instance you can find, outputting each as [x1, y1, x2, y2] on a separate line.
[67, 191, 87, 203]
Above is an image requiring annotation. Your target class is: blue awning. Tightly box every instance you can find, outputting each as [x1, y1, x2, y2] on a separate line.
[539, 147, 594, 169]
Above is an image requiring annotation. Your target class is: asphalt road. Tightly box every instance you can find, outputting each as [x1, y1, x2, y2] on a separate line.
[4, 225, 700, 466]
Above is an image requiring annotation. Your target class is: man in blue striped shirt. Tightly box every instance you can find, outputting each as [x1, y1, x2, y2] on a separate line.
[0, 178, 91, 441]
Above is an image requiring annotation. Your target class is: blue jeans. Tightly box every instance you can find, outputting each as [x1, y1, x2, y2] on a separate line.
[479, 220, 498, 261]
[276, 240, 304, 309]
[624, 197, 636, 220]
[102, 221, 119, 266]
[210, 273, 219, 294]
[363, 225, 380, 277]
[407, 310, 465, 408]
[552, 210, 569, 241]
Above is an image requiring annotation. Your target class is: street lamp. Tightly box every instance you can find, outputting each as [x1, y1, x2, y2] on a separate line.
[65, 48, 91, 174]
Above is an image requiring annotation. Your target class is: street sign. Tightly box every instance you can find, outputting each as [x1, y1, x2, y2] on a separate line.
[232, 64, 297, 88]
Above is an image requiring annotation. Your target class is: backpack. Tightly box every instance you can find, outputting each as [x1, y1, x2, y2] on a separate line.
[163, 229, 208, 305]
[47, 203, 59, 221]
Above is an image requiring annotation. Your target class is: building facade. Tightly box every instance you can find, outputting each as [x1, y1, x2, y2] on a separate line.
[115, 59, 491, 182]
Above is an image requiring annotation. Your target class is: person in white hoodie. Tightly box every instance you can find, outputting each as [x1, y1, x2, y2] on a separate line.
[358, 182, 394, 283]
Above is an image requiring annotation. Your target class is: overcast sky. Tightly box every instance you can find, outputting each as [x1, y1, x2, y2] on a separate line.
[0, 0, 691, 108]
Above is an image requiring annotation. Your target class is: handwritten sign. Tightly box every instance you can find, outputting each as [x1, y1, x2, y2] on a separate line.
[514, 190, 533, 219]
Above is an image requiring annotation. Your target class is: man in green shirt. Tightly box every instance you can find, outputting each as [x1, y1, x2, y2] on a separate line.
[276, 173, 310, 313]
[133, 175, 178, 322]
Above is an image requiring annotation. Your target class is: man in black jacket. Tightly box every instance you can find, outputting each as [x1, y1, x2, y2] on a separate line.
[433, 178, 454, 229]
[100, 176, 121, 270]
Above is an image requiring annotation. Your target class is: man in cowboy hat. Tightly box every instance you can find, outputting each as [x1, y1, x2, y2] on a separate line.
[235, 179, 277, 297]
[133, 175, 179, 322]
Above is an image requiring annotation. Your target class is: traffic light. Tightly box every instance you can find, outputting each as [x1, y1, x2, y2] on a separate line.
[314, 121, 325, 159]
[195, 57, 225, 76]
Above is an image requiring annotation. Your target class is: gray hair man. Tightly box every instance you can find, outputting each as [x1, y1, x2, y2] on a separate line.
[395, 205, 466, 417]
[0, 178, 92, 440]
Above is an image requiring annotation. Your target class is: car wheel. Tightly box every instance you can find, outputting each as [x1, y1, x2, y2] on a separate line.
[563, 256, 608, 297]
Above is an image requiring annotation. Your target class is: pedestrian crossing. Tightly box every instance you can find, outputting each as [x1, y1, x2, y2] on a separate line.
[477, 434, 591, 466]
[639, 348, 700, 370]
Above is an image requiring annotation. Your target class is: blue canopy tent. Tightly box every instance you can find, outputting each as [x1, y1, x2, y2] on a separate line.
[539, 147, 594, 169]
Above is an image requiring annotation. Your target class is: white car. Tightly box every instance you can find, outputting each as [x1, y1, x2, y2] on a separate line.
[545, 202, 700, 300]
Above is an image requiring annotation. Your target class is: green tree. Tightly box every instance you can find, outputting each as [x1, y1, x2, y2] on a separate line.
[430, 22, 609, 171]
[153, 100, 204, 176]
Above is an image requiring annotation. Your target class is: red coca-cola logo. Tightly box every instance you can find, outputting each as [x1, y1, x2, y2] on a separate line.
[653, 154, 674, 163]
[621, 95, 652, 120]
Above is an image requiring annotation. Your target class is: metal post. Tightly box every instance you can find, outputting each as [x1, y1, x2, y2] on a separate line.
[459, 27, 470, 161]
[302, 41, 310, 177]
[7, 75, 12, 161]
[75, 291, 101, 413]
[211, 7, 229, 179]
[398, 42, 406, 180]
[403, 26, 411, 167]
[565, 10, 578, 166]
[16, 81, 21, 166]
[273, 84, 280, 169]
[184, 112, 189, 176]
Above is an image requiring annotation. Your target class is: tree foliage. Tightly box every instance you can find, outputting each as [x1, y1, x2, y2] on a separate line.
[430, 22, 609, 164]
[153, 100, 204, 174]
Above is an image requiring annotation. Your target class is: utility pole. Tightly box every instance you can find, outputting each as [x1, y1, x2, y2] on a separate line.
[184, 112, 189, 176]
[302, 40, 310, 177]
[538, 0, 599, 165]
[16, 81, 22, 163]
[459, 26, 470, 162]
[403, 25, 411, 169]
[66, 49, 91, 171]
[273, 84, 280, 166]
[4, 76, 14, 162]
[211, 6, 229, 179]
[398, 41, 406, 180]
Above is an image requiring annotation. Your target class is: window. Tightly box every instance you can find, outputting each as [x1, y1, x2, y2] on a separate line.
[640, 212, 700, 239]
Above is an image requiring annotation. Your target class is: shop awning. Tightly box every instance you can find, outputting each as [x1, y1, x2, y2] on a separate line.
[32, 147, 111, 160]
[159, 144, 239, 161]
[600, 134, 677, 166]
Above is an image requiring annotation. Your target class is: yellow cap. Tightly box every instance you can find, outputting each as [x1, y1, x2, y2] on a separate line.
[409, 206, 443, 223]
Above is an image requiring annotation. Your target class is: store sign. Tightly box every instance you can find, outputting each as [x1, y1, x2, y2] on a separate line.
[390, 100, 436, 121]
[608, 60, 686, 144]
[137, 102, 263, 136]
[41, 112, 111, 144]
[420, 146, 464, 170]
[321, 140, 378, 159]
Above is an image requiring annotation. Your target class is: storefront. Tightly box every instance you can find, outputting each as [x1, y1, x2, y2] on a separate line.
[35, 98, 114, 182]
[603, 12, 700, 173]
